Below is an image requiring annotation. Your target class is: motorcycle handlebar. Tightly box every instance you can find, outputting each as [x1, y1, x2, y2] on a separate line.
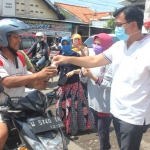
[0, 102, 5, 106]
[0, 107, 9, 111]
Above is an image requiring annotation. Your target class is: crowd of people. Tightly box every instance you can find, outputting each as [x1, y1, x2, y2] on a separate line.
[0, 4, 150, 150]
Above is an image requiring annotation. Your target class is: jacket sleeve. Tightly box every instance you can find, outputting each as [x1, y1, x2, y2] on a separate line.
[79, 70, 88, 83]
[26, 42, 37, 55]
[18, 50, 33, 69]
[41, 43, 48, 56]
[96, 64, 113, 90]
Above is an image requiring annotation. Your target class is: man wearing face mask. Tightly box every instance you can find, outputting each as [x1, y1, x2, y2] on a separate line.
[53, 5, 150, 150]
[26, 32, 49, 69]
[80, 33, 113, 150]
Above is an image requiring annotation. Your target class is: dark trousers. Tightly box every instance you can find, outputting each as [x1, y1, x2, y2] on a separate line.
[92, 110, 111, 150]
[112, 115, 149, 150]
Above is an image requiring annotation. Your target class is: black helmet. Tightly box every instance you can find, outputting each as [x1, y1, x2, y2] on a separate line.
[0, 18, 30, 47]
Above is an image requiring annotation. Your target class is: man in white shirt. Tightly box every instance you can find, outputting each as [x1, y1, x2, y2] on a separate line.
[53, 5, 150, 150]
[0, 19, 57, 150]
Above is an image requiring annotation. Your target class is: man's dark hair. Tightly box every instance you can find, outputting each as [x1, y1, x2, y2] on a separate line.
[113, 5, 144, 30]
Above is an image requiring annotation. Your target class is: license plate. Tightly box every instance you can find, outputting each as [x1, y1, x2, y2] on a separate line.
[28, 117, 64, 133]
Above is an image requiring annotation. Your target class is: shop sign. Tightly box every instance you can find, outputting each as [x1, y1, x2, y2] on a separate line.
[21, 19, 72, 36]
[1, 0, 15, 16]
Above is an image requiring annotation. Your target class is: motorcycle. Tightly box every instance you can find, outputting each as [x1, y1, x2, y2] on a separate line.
[45, 88, 58, 106]
[50, 47, 60, 60]
[0, 85, 67, 150]
[50, 51, 59, 61]
[30, 57, 51, 72]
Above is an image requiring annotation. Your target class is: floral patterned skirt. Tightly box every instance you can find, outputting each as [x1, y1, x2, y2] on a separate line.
[56, 81, 94, 134]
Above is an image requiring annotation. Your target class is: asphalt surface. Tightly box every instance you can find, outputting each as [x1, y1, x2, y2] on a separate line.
[42, 76, 150, 150]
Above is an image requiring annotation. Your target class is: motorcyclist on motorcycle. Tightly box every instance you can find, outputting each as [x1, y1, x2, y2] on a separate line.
[51, 38, 62, 52]
[26, 32, 49, 69]
[0, 19, 57, 150]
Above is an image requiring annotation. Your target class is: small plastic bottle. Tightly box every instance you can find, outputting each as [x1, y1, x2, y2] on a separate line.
[51, 62, 56, 67]
[49, 62, 56, 81]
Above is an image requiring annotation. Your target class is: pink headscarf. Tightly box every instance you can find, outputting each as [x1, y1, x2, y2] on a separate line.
[93, 33, 113, 51]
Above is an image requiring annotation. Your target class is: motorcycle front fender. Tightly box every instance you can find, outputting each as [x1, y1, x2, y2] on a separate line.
[12, 117, 46, 150]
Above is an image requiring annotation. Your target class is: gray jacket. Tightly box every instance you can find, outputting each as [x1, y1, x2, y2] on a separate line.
[80, 50, 113, 113]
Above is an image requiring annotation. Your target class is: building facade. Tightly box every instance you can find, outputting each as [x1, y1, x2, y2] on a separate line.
[118, 0, 145, 9]
[0, 0, 75, 44]
[15, 0, 58, 19]
[55, 2, 111, 40]
[0, 0, 112, 43]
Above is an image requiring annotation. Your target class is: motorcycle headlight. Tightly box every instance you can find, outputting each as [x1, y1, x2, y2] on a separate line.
[24, 136, 46, 150]
[38, 131, 64, 150]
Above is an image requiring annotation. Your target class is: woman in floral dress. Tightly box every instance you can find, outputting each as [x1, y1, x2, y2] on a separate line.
[56, 37, 94, 135]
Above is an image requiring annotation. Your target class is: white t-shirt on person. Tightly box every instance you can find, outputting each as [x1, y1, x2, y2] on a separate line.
[0, 52, 29, 102]
[103, 34, 150, 125]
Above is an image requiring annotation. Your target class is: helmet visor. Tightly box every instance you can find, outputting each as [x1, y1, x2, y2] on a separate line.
[7, 29, 32, 36]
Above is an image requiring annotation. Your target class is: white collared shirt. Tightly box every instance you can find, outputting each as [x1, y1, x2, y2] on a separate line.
[0, 52, 28, 102]
[103, 34, 150, 125]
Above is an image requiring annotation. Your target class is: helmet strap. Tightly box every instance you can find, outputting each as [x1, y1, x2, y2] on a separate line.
[7, 35, 19, 68]
[7, 46, 19, 69]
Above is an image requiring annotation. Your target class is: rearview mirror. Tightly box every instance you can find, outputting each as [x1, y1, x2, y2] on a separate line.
[0, 84, 4, 93]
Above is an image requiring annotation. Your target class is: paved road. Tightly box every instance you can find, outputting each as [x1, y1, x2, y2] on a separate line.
[42, 76, 150, 150]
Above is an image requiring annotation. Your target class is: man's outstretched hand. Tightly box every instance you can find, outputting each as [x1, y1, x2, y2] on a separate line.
[52, 55, 70, 66]
[36, 66, 58, 80]
[33, 80, 48, 90]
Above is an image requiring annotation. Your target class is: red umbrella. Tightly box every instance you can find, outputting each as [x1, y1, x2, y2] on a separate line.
[144, 18, 150, 29]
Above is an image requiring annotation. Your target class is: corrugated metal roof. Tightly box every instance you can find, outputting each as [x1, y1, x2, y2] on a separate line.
[1, 15, 89, 25]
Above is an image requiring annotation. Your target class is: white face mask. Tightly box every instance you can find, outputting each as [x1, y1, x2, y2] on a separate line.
[36, 37, 43, 43]
[37, 43, 40, 48]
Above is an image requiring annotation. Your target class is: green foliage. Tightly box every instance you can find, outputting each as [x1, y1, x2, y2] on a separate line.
[61, 10, 70, 19]
[104, 8, 117, 33]
[103, 12, 115, 33]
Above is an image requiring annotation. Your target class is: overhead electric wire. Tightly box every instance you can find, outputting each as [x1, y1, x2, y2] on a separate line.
[79, 0, 121, 5]
[78, 0, 120, 8]
[57, 0, 120, 8]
